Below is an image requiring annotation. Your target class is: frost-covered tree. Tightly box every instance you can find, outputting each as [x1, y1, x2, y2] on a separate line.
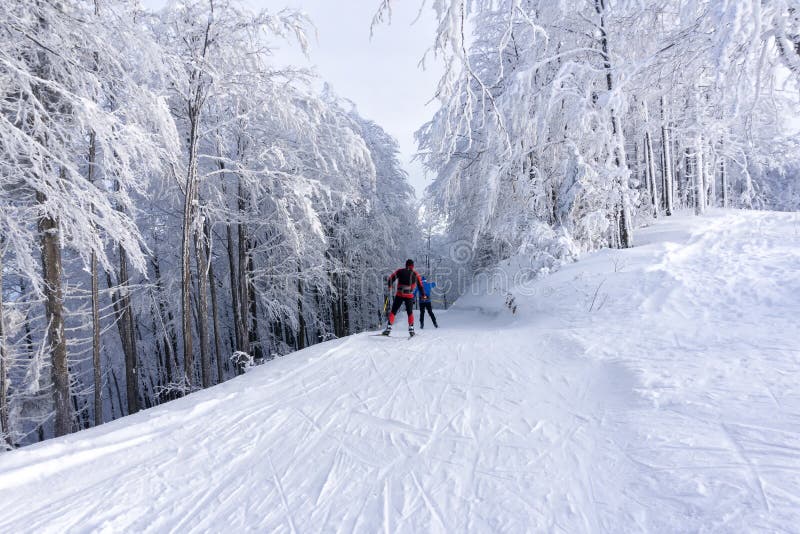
[376, 0, 800, 280]
[1, 0, 418, 446]
[148, 0, 310, 387]
[0, 0, 175, 436]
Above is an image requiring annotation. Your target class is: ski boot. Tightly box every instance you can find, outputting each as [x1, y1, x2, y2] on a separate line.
[381, 325, 392, 336]
[409, 326, 415, 338]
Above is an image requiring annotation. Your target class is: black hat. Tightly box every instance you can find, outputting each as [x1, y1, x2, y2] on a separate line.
[405, 259, 414, 267]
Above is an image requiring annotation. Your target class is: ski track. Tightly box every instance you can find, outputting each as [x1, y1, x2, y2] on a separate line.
[1, 210, 799, 532]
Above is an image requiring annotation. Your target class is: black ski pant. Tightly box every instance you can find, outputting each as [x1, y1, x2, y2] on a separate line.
[389, 296, 415, 326]
[419, 301, 437, 328]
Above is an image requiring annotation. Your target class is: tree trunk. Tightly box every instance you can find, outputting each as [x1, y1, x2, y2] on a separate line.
[180, 11, 213, 386]
[38, 189, 71, 437]
[246, 242, 263, 362]
[206, 224, 224, 384]
[644, 130, 658, 218]
[660, 96, 674, 216]
[720, 154, 728, 208]
[297, 266, 306, 350]
[226, 223, 243, 354]
[195, 220, 212, 389]
[209, 258, 224, 384]
[0, 242, 11, 446]
[87, 1, 103, 427]
[111, 368, 124, 418]
[152, 315, 166, 396]
[694, 137, 707, 215]
[181, 112, 199, 386]
[117, 246, 139, 415]
[237, 178, 250, 357]
[86, 132, 103, 426]
[152, 249, 178, 391]
[595, 0, 632, 247]
[707, 140, 716, 207]
[683, 147, 692, 208]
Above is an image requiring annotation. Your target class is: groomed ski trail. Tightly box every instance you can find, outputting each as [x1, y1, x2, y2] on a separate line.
[0, 209, 798, 532]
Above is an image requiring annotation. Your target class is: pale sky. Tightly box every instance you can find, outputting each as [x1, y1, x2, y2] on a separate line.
[142, 0, 443, 197]
[280, 1, 442, 197]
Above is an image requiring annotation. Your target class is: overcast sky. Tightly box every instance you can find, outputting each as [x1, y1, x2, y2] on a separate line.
[142, 0, 442, 197]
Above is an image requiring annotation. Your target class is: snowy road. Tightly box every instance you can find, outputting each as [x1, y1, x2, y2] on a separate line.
[1, 210, 799, 532]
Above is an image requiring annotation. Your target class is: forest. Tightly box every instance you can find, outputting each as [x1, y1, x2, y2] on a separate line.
[411, 0, 800, 272]
[0, 0, 418, 446]
[2, 0, 800, 448]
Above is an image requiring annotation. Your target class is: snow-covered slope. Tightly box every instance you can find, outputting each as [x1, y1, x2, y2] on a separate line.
[1, 209, 798, 532]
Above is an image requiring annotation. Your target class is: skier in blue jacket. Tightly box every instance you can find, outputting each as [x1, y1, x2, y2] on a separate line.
[414, 276, 438, 329]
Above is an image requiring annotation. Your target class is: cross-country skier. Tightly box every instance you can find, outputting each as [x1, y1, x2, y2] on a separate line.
[383, 259, 426, 337]
[414, 275, 438, 329]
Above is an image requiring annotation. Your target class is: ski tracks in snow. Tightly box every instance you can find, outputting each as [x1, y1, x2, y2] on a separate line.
[1, 210, 799, 532]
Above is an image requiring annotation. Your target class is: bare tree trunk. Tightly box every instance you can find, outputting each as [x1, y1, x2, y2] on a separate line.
[179, 9, 215, 387]
[86, 132, 103, 426]
[720, 153, 728, 208]
[209, 262, 224, 383]
[219, 162, 243, 360]
[297, 266, 306, 350]
[695, 137, 707, 215]
[226, 223, 243, 353]
[195, 220, 211, 389]
[117, 246, 139, 414]
[181, 114, 199, 386]
[152, 250, 177, 389]
[682, 147, 692, 208]
[660, 96, 674, 216]
[0, 241, 11, 446]
[87, 0, 103, 428]
[38, 189, 71, 437]
[644, 130, 658, 218]
[237, 180, 251, 357]
[111, 368, 124, 417]
[206, 224, 224, 384]
[246, 244, 263, 362]
[707, 140, 716, 207]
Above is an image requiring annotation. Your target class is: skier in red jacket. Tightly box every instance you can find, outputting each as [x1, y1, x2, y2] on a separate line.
[383, 259, 427, 337]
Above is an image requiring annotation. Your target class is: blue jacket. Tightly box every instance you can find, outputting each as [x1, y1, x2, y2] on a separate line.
[414, 280, 436, 303]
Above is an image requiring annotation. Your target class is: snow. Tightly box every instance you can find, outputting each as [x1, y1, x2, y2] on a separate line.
[1, 209, 799, 532]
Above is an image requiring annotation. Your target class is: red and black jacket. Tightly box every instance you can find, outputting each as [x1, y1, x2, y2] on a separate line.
[388, 268, 426, 299]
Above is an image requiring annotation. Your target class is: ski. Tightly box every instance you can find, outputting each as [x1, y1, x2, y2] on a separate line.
[369, 332, 417, 339]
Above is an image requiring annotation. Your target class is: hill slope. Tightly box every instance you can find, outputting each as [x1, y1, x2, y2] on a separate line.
[1, 209, 798, 532]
